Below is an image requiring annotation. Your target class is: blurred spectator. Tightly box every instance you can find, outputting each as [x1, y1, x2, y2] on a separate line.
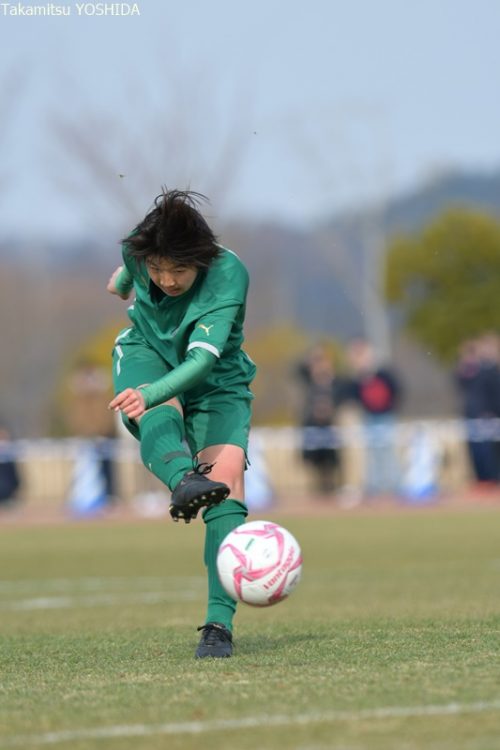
[343, 338, 402, 498]
[454, 333, 500, 488]
[0, 425, 21, 508]
[295, 344, 341, 495]
[67, 364, 117, 512]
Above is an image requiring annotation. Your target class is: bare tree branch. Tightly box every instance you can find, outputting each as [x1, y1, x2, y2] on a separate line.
[47, 66, 253, 233]
[284, 104, 394, 355]
[0, 65, 29, 202]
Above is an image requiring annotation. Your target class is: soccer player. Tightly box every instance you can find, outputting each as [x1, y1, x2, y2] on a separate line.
[107, 189, 256, 658]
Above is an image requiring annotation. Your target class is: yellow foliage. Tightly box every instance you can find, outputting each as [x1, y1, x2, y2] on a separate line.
[52, 321, 123, 436]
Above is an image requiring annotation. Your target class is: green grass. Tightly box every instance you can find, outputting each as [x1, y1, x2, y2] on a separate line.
[1, 508, 500, 749]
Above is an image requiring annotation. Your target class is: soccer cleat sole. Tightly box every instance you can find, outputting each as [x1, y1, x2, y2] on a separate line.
[169, 486, 230, 523]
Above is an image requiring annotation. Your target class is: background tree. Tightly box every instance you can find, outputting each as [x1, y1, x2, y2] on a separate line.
[385, 208, 500, 362]
[288, 103, 394, 358]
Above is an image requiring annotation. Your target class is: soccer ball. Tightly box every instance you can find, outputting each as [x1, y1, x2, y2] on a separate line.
[216, 520, 303, 606]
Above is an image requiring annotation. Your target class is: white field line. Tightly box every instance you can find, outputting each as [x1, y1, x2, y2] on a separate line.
[0, 576, 204, 594]
[0, 576, 205, 610]
[1, 700, 500, 748]
[0, 590, 202, 611]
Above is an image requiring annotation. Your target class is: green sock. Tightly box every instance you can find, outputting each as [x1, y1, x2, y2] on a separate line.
[138, 406, 193, 491]
[203, 499, 248, 631]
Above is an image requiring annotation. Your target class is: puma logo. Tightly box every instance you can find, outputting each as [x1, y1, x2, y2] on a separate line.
[198, 324, 214, 336]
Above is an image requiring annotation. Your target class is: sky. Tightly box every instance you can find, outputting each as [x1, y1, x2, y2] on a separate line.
[1, 0, 500, 235]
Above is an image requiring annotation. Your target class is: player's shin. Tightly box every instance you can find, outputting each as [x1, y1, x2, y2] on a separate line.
[202, 500, 248, 630]
[138, 405, 192, 490]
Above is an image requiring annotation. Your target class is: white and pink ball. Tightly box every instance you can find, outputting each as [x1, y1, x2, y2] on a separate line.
[216, 520, 303, 606]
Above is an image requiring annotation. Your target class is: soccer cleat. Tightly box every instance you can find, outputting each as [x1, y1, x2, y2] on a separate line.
[195, 622, 233, 658]
[169, 463, 230, 523]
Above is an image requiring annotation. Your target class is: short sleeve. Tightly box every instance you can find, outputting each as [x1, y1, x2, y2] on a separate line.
[186, 303, 241, 358]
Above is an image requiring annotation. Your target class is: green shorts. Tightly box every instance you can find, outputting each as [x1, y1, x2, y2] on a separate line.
[112, 327, 254, 457]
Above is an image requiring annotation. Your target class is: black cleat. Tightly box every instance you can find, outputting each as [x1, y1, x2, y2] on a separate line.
[169, 463, 230, 523]
[195, 622, 233, 658]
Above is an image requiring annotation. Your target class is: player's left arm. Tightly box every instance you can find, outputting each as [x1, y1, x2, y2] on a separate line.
[185, 301, 242, 360]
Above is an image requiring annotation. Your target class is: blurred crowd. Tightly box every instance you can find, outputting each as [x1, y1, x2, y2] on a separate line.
[3, 333, 500, 513]
[296, 331, 500, 504]
[295, 338, 402, 503]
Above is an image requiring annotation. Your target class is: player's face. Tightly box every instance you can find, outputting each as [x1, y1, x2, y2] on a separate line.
[145, 257, 198, 297]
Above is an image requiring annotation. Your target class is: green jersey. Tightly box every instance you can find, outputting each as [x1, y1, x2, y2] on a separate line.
[119, 245, 256, 403]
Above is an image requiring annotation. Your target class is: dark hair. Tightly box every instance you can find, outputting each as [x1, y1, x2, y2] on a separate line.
[122, 188, 220, 269]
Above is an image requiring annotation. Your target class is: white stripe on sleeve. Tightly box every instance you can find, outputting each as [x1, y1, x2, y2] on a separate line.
[186, 341, 220, 358]
[115, 345, 124, 375]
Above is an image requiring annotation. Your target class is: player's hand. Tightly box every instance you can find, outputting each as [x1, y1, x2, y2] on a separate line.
[108, 388, 146, 419]
[107, 266, 130, 300]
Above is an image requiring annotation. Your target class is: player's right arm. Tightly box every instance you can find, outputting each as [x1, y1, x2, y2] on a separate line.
[107, 265, 133, 300]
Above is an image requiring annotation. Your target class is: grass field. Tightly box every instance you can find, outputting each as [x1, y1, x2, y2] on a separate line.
[1, 506, 500, 749]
